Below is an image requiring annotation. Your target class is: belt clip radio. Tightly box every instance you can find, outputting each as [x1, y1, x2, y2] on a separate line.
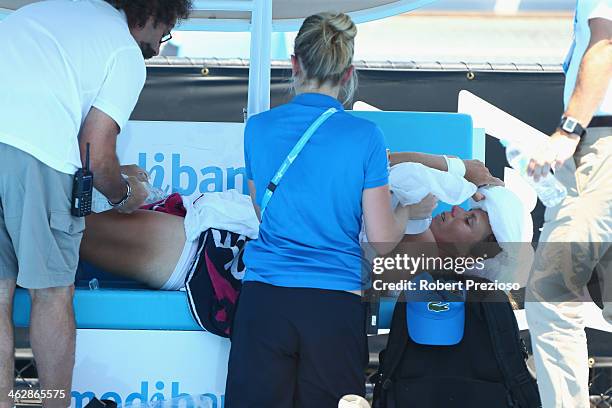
[71, 143, 93, 217]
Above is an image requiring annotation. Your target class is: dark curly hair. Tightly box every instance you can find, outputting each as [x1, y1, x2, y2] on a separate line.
[105, 0, 192, 28]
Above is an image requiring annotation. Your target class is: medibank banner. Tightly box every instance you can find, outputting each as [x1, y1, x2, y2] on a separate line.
[71, 329, 230, 408]
[117, 121, 247, 198]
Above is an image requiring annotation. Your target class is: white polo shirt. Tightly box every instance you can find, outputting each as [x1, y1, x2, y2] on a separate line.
[0, 0, 146, 174]
[564, 0, 612, 117]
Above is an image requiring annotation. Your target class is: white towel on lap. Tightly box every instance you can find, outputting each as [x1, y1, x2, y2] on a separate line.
[183, 190, 259, 242]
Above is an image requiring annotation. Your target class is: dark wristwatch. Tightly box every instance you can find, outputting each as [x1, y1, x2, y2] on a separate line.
[559, 116, 587, 138]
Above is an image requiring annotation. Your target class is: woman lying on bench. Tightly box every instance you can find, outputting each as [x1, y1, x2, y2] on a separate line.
[79, 153, 528, 292]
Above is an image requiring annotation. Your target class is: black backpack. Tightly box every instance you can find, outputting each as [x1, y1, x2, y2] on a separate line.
[371, 286, 541, 408]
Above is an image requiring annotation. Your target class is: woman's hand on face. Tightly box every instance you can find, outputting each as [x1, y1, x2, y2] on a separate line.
[463, 159, 504, 187]
[406, 193, 438, 220]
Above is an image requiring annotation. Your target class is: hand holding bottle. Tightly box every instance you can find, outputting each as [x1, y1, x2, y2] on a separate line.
[526, 131, 580, 181]
[502, 139, 567, 207]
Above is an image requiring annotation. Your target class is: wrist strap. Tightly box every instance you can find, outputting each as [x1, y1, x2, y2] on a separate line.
[444, 156, 466, 177]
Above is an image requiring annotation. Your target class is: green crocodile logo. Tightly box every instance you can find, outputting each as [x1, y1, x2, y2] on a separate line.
[427, 302, 450, 312]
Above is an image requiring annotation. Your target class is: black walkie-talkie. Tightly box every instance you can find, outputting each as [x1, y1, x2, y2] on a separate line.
[71, 143, 94, 217]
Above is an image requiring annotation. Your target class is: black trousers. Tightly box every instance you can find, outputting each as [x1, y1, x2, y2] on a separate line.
[225, 281, 368, 408]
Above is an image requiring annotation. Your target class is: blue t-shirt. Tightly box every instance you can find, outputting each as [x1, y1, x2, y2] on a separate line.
[243, 93, 389, 291]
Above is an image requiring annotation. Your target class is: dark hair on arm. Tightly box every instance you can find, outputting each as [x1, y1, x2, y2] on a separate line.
[105, 0, 192, 28]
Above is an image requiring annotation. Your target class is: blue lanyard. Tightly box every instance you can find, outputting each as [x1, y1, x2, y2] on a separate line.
[260, 107, 338, 218]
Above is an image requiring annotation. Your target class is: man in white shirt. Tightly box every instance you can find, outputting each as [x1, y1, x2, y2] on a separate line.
[0, 1, 191, 406]
[525, 1, 612, 406]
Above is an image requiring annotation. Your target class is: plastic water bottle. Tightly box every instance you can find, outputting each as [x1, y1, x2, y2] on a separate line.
[502, 140, 567, 207]
[143, 183, 168, 204]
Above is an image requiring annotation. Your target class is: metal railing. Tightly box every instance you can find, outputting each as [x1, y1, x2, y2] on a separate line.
[146, 56, 564, 73]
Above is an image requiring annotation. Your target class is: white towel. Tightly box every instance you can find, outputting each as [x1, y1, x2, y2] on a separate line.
[360, 162, 477, 241]
[466, 186, 534, 287]
[389, 162, 477, 234]
[469, 186, 533, 243]
[390, 162, 477, 206]
[183, 190, 259, 242]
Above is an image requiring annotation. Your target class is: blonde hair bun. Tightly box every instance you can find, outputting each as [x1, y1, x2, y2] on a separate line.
[322, 12, 357, 41]
[293, 12, 358, 103]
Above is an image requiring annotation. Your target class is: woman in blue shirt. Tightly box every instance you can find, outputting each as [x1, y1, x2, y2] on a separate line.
[225, 12, 412, 407]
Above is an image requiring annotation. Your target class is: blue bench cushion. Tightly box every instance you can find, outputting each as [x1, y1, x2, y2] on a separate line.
[14, 287, 399, 331]
[14, 288, 201, 331]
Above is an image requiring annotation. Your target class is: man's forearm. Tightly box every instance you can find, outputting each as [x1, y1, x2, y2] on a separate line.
[389, 151, 449, 170]
[90, 154, 128, 203]
[77, 107, 129, 204]
[565, 39, 612, 127]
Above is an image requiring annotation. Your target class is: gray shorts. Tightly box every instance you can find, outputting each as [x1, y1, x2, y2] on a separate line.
[0, 143, 85, 289]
